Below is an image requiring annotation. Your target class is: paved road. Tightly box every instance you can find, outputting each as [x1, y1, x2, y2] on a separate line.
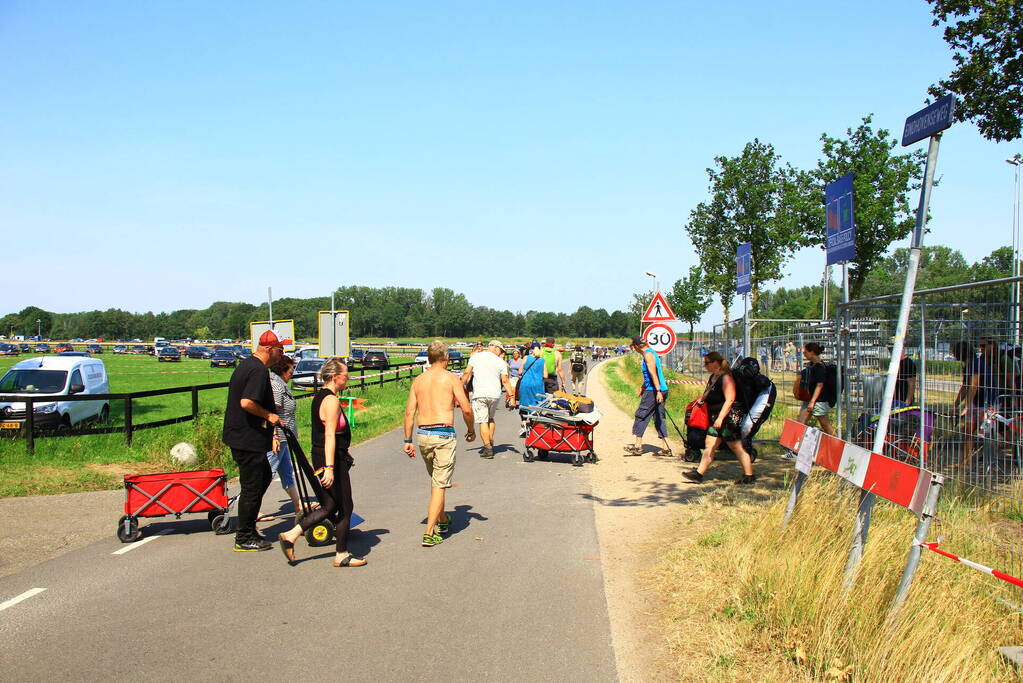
[0, 377, 617, 682]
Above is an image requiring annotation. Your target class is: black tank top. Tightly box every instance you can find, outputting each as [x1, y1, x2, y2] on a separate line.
[704, 373, 744, 420]
[310, 388, 352, 469]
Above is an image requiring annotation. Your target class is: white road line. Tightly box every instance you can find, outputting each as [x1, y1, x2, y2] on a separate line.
[112, 530, 171, 555]
[0, 587, 46, 612]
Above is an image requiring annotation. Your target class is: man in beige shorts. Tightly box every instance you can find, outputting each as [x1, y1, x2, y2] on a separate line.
[461, 340, 515, 458]
[403, 341, 475, 547]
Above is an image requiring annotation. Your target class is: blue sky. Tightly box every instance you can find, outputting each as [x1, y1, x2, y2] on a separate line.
[1, 2, 1019, 325]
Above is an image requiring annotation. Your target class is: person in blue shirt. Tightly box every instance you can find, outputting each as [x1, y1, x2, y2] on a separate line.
[625, 335, 672, 457]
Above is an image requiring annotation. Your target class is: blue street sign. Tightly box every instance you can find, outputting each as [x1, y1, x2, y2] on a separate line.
[825, 173, 856, 265]
[902, 95, 956, 147]
[736, 242, 752, 294]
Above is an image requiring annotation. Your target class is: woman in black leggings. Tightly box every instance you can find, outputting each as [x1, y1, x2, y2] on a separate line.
[278, 358, 366, 567]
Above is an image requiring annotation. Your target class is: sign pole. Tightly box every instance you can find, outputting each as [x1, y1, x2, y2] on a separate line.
[743, 293, 750, 360]
[330, 293, 336, 358]
[845, 131, 944, 590]
[268, 287, 274, 327]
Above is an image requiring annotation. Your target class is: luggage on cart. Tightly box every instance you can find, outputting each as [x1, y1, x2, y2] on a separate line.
[521, 394, 599, 467]
[117, 469, 235, 542]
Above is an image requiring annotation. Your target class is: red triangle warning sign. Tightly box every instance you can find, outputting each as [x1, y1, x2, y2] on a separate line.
[642, 291, 677, 322]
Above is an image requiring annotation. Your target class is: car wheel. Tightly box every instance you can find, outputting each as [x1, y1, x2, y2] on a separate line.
[99, 404, 110, 425]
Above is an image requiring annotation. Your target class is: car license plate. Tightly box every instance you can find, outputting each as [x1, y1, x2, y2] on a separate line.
[1, 421, 20, 429]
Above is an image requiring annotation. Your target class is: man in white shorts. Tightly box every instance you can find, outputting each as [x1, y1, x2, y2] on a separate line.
[461, 340, 515, 458]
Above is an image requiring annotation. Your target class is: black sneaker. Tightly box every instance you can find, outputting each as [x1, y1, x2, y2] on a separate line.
[234, 537, 273, 552]
[682, 469, 704, 483]
[734, 474, 758, 485]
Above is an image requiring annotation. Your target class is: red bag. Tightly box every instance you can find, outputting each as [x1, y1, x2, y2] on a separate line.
[685, 399, 709, 430]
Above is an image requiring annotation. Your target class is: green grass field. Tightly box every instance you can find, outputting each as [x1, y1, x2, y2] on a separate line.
[0, 353, 418, 497]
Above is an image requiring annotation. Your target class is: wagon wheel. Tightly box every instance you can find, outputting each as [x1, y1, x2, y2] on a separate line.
[683, 447, 701, 463]
[585, 451, 598, 463]
[116, 515, 140, 543]
[210, 513, 233, 535]
[305, 518, 335, 547]
[523, 447, 535, 463]
[535, 449, 549, 461]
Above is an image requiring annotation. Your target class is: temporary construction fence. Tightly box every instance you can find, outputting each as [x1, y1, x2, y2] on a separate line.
[770, 276, 1023, 617]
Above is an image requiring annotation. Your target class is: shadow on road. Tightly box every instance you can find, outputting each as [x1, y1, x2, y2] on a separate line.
[420, 504, 488, 536]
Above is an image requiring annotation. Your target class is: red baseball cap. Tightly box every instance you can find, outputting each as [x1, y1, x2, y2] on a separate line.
[258, 329, 292, 346]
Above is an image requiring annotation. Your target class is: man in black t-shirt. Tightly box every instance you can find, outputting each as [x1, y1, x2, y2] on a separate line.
[890, 344, 917, 404]
[222, 329, 286, 551]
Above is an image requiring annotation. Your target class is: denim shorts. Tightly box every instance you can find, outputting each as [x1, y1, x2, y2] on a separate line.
[266, 440, 296, 490]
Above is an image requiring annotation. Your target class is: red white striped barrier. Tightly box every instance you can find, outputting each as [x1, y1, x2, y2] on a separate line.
[916, 541, 1023, 589]
[667, 379, 705, 386]
[779, 420, 932, 515]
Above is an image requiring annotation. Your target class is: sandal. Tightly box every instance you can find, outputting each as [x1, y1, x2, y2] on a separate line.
[333, 555, 368, 567]
[682, 469, 704, 483]
[278, 534, 296, 564]
[623, 445, 643, 456]
[655, 449, 673, 457]
[256, 513, 277, 523]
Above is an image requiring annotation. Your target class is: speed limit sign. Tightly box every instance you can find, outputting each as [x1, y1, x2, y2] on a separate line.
[643, 323, 677, 355]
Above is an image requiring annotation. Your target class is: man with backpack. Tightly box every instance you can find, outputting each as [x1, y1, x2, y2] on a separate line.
[796, 342, 836, 436]
[569, 345, 588, 395]
[540, 337, 565, 394]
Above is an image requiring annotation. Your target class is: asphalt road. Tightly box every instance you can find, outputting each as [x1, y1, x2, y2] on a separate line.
[0, 369, 618, 682]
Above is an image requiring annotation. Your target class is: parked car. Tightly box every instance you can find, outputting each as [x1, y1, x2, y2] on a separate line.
[236, 349, 253, 361]
[112, 345, 128, 354]
[291, 358, 326, 389]
[0, 343, 20, 356]
[129, 345, 147, 355]
[414, 349, 429, 366]
[362, 350, 389, 369]
[18, 344, 31, 353]
[34, 343, 51, 353]
[58, 351, 91, 357]
[210, 349, 237, 368]
[348, 348, 365, 365]
[53, 343, 73, 353]
[185, 346, 213, 359]
[0, 356, 110, 429]
[447, 350, 464, 363]
[86, 344, 103, 354]
[157, 346, 181, 362]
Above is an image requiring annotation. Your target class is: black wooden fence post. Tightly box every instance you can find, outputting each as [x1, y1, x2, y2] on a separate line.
[191, 387, 199, 419]
[25, 397, 34, 455]
[124, 397, 133, 446]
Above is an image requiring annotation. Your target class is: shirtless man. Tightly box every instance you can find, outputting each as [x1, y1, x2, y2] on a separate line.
[403, 341, 475, 547]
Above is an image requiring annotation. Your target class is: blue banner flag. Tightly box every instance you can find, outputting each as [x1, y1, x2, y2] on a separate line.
[825, 173, 856, 265]
[736, 242, 752, 294]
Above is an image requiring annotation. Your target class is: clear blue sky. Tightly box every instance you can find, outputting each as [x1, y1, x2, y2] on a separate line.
[1, 2, 1019, 325]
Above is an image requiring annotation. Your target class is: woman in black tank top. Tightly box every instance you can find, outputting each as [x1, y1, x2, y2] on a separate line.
[278, 358, 366, 567]
[683, 351, 756, 485]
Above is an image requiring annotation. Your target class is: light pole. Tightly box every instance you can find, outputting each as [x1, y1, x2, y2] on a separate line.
[644, 271, 658, 294]
[1008, 154, 1022, 345]
[36, 318, 41, 340]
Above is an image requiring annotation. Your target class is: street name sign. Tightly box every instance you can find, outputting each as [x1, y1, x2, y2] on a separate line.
[317, 310, 350, 358]
[902, 95, 956, 146]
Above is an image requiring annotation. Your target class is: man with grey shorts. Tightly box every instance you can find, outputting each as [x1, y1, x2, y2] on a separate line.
[461, 340, 515, 459]
[404, 341, 475, 547]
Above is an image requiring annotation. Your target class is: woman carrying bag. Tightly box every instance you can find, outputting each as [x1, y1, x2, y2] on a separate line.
[683, 351, 756, 485]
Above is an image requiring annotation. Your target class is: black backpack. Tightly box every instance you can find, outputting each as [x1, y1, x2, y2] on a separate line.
[571, 351, 585, 373]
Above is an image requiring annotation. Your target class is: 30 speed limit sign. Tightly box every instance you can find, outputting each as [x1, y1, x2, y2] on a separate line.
[643, 323, 677, 355]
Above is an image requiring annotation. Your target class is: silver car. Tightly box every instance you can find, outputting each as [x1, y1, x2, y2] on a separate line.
[291, 358, 326, 390]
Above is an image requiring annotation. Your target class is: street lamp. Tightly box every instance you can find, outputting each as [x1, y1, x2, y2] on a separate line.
[36, 318, 41, 340]
[1008, 154, 1022, 344]
[644, 271, 658, 294]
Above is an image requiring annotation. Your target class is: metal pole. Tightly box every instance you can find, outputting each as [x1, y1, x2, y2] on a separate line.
[919, 303, 927, 467]
[844, 132, 943, 589]
[743, 294, 750, 360]
[268, 287, 274, 326]
[782, 470, 807, 529]
[331, 293, 336, 358]
[890, 473, 945, 613]
[1014, 160, 1021, 346]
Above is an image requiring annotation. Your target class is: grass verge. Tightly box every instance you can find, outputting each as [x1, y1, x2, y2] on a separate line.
[0, 378, 414, 498]
[651, 474, 1023, 681]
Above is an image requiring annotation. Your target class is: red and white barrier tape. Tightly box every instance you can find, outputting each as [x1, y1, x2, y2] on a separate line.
[667, 379, 704, 386]
[916, 541, 1023, 589]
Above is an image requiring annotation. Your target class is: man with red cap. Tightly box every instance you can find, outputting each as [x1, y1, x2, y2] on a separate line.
[222, 329, 287, 551]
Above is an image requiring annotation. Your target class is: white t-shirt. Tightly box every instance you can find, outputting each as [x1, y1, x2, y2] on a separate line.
[468, 351, 509, 399]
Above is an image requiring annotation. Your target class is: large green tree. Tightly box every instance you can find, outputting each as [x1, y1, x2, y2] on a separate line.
[927, 0, 1023, 141]
[685, 139, 816, 319]
[668, 266, 711, 338]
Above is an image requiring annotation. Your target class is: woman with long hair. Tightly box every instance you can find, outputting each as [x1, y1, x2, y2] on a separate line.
[278, 358, 366, 567]
[683, 351, 756, 484]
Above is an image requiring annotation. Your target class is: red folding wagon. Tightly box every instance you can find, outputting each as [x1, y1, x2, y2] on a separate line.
[117, 469, 236, 542]
[523, 415, 597, 467]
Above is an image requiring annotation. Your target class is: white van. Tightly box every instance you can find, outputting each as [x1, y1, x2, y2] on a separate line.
[0, 356, 110, 430]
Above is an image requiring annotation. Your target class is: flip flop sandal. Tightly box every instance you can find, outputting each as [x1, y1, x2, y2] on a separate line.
[333, 555, 367, 567]
[655, 449, 673, 457]
[256, 514, 277, 523]
[278, 534, 296, 565]
[623, 445, 643, 456]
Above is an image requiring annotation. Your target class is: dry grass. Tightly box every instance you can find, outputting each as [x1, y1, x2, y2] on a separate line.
[649, 476, 1023, 682]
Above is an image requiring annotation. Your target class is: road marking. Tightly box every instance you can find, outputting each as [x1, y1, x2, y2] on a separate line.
[112, 530, 170, 555]
[0, 587, 46, 612]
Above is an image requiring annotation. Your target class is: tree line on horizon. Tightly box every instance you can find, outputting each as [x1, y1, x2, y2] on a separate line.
[1, 286, 644, 342]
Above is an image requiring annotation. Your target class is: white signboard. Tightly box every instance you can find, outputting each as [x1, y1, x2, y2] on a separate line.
[317, 310, 350, 358]
[795, 426, 820, 475]
[249, 320, 296, 352]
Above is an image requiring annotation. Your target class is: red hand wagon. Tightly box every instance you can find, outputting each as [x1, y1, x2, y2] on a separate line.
[523, 415, 598, 467]
[117, 469, 236, 542]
